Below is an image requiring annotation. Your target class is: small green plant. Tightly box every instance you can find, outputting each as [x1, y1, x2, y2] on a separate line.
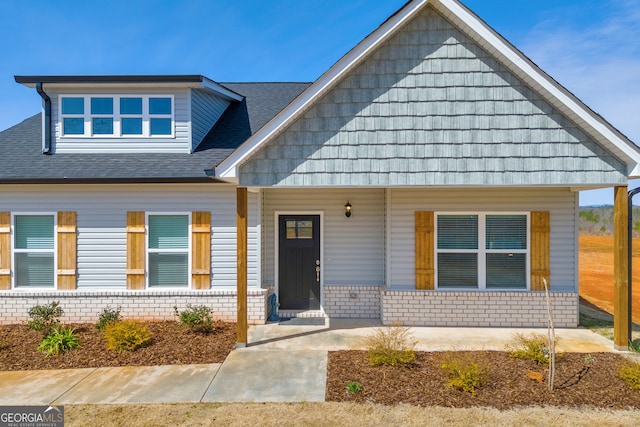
[364, 324, 417, 366]
[346, 381, 362, 394]
[174, 304, 214, 333]
[440, 353, 486, 396]
[38, 326, 80, 357]
[583, 354, 596, 364]
[27, 301, 63, 335]
[629, 339, 640, 354]
[507, 333, 559, 366]
[620, 363, 640, 391]
[96, 306, 123, 331]
[103, 320, 151, 352]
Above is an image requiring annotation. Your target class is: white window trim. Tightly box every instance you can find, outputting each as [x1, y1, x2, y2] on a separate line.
[434, 212, 530, 291]
[145, 212, 192, 290]
[11, 212, 57, 290]
[59, 95, 175, 138]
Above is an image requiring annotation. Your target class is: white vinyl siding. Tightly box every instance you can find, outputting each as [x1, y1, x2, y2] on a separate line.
[0, 184, 259, 290]
[50, 89, 190, 153]
[191, 89, 230, 151]
[388, 188, 577, 292]
[262, 188, 385, 287]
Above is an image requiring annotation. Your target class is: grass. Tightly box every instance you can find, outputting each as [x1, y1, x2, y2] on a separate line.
[63, 403, 640, 427]
[579, 310, 640, 349]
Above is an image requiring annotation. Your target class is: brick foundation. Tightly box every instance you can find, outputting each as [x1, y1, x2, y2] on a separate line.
[323, 285, 382, 318]
[0, 289, 268, 325]
[381, 291, 578, 327]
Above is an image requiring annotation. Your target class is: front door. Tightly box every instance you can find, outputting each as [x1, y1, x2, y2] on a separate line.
[278, 215, 321, 310]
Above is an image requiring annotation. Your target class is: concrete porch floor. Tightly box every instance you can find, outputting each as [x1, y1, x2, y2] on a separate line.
[247, 318, 617, 353]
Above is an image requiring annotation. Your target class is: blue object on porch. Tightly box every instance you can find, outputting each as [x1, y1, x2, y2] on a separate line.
[267, 294, 280, 322]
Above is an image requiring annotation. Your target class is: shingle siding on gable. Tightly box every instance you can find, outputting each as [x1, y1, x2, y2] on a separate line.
[239, 7, 627, 187]
[191, 89, 231, 152]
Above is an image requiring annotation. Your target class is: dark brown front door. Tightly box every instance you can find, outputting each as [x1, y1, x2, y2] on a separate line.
[278, 215, 320, 310]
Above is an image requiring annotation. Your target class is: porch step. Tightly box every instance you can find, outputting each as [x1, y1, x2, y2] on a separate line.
[277, 310, 326, 319]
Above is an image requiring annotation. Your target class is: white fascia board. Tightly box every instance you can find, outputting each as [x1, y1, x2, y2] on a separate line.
[215, 0, 430, 178]
[200, 77, 244, 102]
[438, 0, 640, 174]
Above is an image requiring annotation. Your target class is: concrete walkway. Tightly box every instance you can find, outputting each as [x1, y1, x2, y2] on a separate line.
[0, 320, 628, 405]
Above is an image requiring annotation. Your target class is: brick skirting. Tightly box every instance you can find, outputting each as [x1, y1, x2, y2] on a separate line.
[323, 285, 382, 318]
[381, 290, 578, 327]
[0, 289, 268, 325]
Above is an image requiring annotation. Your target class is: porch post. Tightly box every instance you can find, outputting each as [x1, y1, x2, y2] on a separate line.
[614, 185, 629, 350]
[237, 187, 248, 347]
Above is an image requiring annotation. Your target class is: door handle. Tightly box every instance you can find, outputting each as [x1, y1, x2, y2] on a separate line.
[315, 259, 320, 282]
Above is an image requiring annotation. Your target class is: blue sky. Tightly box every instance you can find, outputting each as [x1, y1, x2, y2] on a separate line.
[0, 0, 638, 205]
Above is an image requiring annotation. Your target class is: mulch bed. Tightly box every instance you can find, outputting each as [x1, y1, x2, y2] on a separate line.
[0, 321, 236, 371]
[327, 350, 640, 410]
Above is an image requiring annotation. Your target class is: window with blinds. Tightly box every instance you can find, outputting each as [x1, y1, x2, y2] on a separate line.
[14, 215, 55, 287]
[148, 215, 189, 287]
[436, 213, 528, 290]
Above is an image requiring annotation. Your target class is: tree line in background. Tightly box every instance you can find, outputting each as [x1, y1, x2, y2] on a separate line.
[579, 206, 640, 236]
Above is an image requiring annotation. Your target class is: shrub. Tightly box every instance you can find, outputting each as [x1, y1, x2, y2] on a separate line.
[27, 301, 63, 335]
[364, 324, 416, 366]
[440, 353, 487, 396]
[620, 364, 640, 391]
[346, 381, 362, 394]
[629, 339, 640, 354]
[103, 320, 151, 352]
[174, 304, 214, 333]
[96, 306, 122, 331]
[38, 326, 80, 357]
[507, 333, 559, 366]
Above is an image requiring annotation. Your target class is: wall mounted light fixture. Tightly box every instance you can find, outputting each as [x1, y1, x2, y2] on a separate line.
[344, 201, 352, 218]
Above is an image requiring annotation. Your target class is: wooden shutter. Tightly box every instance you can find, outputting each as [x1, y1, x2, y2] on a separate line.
[415, 211, 435, 290]
[192, 211, 211, 289]
[0, 212, 10, 290]
[530, 211, 550, 291]
[127, 212, 146, 290]
[57, 212, 77, 290]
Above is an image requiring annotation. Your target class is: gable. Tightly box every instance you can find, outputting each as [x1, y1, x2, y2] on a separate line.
[238, 6, 627, 187]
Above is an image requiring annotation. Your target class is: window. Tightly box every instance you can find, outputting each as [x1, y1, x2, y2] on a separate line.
[61, 97, 84, 135]
[147, 214, 189, 287]
[285, 220, 313, 239]
[436, 213, 528, 290]
[59, 95, 174, 137]
[13, 215, 55, 288]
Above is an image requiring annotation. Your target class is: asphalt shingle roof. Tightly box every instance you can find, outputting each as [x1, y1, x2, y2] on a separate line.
[0, 82, 310, 182]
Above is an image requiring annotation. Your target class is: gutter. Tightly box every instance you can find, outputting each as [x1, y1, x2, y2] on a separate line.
[35, 82, 52, 155]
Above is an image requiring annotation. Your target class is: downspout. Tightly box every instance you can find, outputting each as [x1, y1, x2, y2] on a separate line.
[35, 82, 52, 155]
[629, 186, 640, 344]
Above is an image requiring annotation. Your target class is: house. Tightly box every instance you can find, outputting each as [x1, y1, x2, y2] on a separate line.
[1, 0, 639, 346]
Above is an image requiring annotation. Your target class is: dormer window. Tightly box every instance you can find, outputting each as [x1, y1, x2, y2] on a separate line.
[59, 95, 174, 138]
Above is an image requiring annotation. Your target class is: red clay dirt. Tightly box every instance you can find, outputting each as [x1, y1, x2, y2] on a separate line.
[579, 235, 640, 323]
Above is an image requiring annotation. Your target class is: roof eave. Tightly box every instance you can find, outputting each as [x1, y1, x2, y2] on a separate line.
[15, 75, 244, 102]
